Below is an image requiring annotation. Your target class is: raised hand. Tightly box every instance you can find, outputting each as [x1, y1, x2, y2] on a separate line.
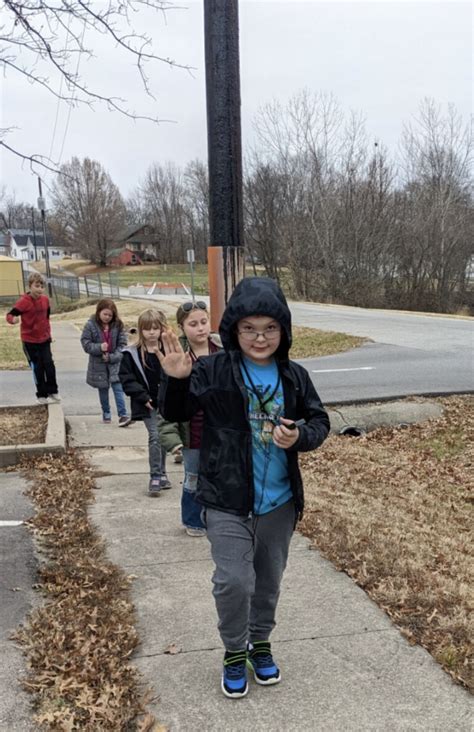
[157, 330, 193, 379]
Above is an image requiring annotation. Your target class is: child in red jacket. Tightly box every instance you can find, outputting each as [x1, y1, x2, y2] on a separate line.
[6, 272, 60, 404]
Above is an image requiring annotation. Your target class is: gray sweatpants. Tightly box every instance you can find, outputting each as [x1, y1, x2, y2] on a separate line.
[205, 500, 295, 651]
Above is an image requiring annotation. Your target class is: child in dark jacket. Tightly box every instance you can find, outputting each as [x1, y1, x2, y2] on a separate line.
[158, 277, 330, 699]
[6, 272, 60, 404]
[119, 308, 172, 495]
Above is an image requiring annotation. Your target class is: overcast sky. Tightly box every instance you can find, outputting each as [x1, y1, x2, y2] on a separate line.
[1, 0, 472, 206]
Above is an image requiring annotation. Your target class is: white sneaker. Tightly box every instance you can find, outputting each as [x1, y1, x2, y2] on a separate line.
[37, 397, 49, 405]
[185, 527, 206, 537]
[48, 394, 61, 403]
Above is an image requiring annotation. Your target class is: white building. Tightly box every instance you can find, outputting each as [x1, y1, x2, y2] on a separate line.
[6, 229, 64, 262]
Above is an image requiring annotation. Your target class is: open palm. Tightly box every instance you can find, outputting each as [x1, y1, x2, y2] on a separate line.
[157, 331, 193, 379]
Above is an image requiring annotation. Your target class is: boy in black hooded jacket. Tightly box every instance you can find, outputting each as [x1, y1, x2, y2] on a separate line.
[158, 277, 329, 699]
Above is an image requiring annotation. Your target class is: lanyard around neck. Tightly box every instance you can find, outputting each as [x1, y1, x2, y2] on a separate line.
[240, 357, 281, 415]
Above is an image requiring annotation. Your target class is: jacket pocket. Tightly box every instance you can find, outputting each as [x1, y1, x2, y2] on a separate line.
[200, 428, 251, 512]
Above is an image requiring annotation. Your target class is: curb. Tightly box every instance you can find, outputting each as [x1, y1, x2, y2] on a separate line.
[327, 400, 444, 434]
[0, 403, 66, 468]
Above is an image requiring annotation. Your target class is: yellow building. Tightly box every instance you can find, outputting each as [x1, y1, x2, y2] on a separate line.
[0, 256, 25, 299]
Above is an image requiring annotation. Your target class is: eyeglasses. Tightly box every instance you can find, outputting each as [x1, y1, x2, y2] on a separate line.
[237, 326, 281, 342]
[181, 301, 207, 313]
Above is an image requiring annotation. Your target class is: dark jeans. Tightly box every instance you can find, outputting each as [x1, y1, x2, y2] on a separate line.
[143, 408, 168, 479]
[23, 340, 58, 399]
[181, 448, 205, 530]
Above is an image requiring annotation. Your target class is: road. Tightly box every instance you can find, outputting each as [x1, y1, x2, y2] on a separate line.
[1, 296, 472, 408]
[288, 301, 473, 403]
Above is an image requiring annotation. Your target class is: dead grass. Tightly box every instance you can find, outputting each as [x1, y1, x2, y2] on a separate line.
[0, 322, 28, 369]
[13, 451, 159, 730]
[299, 395, 474, 691]
[51, 297, 178, 333]
[291, 325, 366, 358]
[0, 406, 48, 445]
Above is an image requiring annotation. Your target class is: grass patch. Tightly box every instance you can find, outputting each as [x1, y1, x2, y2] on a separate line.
[51, 297, 179, 334]
[299, 395, 474, 691]
[291, 326, 366, 359]
[0, 323, 28, 369]
[13, 451, 158, 729]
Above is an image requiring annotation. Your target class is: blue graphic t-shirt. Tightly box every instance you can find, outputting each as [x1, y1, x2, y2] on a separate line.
[240, 356, 292, 515]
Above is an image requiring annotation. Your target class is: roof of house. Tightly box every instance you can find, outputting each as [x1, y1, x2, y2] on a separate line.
[9, 229, 59, 248]
[117, 224, 154, 242]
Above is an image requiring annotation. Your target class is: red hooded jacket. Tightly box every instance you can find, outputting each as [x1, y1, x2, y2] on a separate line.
[6, 293, 51, 343]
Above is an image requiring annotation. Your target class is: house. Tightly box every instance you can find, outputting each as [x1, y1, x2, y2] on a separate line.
[106, 247, 143, 266]
[116, 224, 159, 261]
[6, 229, 65, 262]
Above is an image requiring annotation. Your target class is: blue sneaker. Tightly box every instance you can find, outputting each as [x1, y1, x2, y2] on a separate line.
[246, 641, 281, 685]
[222, 651, 248, 698]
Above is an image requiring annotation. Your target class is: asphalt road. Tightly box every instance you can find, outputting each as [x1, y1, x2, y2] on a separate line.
[1, 299, 472, 409]
[288, 302, 473, 403]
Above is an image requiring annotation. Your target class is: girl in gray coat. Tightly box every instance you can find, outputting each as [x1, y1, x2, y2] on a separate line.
[80, 299, 131, 426]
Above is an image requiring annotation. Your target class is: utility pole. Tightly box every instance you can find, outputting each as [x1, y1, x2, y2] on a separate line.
[37, 177, 51, 279]
[204, 0, 245, 331]
[31, 207, 38, 262]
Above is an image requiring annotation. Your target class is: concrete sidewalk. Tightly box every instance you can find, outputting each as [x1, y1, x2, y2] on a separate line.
[67, 418, 472, 731]
[2, 321, 472, 729]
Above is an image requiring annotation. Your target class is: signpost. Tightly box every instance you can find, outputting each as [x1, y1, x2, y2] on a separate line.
[187, 248, 196, 302]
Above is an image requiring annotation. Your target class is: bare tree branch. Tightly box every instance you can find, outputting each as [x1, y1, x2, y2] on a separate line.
[0, 139, 73, 176]
[1, 0, 191, 170]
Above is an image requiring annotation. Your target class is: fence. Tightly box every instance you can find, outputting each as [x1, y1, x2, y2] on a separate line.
[48, 274, 81, 305]
[83, 272, 121, 299]
[0, 273, 81, 305]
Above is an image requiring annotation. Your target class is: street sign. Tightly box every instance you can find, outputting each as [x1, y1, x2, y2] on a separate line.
[186, 249, 195, 263]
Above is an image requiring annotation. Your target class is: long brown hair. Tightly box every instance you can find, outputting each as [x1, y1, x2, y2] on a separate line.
[95, 299, 123, 329]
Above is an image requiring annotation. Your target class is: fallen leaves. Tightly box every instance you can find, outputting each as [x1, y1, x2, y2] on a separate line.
[0, 405, 48, 445]
[14, 450, 158, 730]
[299, 395, 474, 692]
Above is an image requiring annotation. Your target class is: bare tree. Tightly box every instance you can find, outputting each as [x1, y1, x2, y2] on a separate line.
[139, 162, 189, 263]
[183, 159, 209, 263]
[397, 99, 473, 311]
[1, 0, 189, 172]
[52, 157, 126, 265]
[0, 190, 35, 229]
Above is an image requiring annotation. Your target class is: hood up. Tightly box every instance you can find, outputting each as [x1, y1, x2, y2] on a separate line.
[219, 277, 292, 359]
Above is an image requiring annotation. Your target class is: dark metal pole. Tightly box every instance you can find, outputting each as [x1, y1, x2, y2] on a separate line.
[204, 0, 245, 326]
[37, 177, 53, 297]
[37, 178, 51, 279]
[31, 207, 38, 261]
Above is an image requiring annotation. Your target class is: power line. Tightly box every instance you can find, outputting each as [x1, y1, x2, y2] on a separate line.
[57, 21, 87, 165]
[48, 13, 73, 162]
